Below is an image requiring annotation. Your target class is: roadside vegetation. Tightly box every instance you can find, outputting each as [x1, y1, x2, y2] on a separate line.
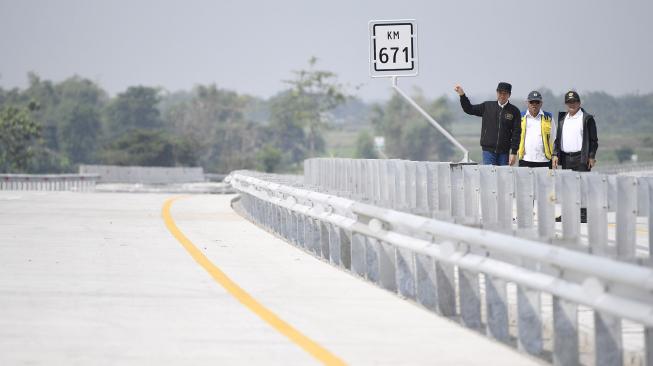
[2, 67, 652, 173]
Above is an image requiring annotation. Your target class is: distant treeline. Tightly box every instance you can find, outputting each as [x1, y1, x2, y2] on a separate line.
[451, 88, 653, 133]
[1, 68, 651, 174]
[0, 63, 353, 173]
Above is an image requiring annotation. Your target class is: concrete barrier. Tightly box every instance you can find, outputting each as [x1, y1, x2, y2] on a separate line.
[79, 164, 204, 184]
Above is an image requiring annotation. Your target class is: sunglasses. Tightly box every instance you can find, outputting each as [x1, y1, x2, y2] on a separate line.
[528, 101, 541, 105]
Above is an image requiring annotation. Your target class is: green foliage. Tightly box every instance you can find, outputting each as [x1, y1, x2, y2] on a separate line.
[161, 84, 263, 173]
[615, 146, 634, 163]
[57, 102, 102, 163]
[268, 58, 347, 169]
[104, 86, 162, 139]
[0, 105, 42, 172]
[100, 129, 197, 167]
[355, 130, 378, 159]
[256, 144, 283, 173]
[371, 92, 454, 161]
[204, 120, 263, 173]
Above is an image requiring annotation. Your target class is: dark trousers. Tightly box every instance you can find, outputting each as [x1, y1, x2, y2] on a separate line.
[519, 160, 551, 168]
[561, 152, 591, 172]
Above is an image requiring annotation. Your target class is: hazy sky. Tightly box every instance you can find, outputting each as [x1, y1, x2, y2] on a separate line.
[1, 0, 652, 102]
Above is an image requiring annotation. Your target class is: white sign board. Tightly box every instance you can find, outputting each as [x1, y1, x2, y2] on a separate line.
[369, 19, 418, 77]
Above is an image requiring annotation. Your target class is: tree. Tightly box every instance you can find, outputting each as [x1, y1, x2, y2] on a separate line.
[371, 92, 454, 161]
[0, 104, 42, 172]
[54, 76, 107, 164]
[256, 144, 283, 173]
[103, 86, 162, 140]
[269, 57, 347, 168]
[100, 129, 197, 167]
[204, 120, 263, 173]
[57, 103, 102, 164]
[355, 131, 378, 159]
[163, 85, 250, 166]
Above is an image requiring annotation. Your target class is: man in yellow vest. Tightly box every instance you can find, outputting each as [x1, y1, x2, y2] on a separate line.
[517, 91, 554, 168]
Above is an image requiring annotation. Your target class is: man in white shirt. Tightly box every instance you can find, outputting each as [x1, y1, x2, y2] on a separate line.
[517, 91, 554, 168]
[552, 91, 599, 223]
[552, 91, 598, 171]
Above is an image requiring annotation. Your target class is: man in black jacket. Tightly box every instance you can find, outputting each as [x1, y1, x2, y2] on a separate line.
[455, 82, 521, 165]
[552, 91, 598, 171]
[552, 91, 598, 223]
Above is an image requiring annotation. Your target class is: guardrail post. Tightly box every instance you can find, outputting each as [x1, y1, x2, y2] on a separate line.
[437, 163, 452, 220]
[396, 247, 416, 299]
[517, 285, 543, 356]
[459, 267, 482, 331]
[366, 159, 375, 202]
[386, 160, 398, 209]
[306, 216, 317, 254]
[558, 171, 581, 244]
[351, 233, 367, 277]
[373, 160, 382, 205]
[553, 296, 579, 366]
[395, 160, 408, 211]
[379, 241, 397, 292]
[379, 160, 390, 207]
[299, 213, 308, 249]
[426, 162, 440, 218]
[340, 229, 352, 270]
[289, 211, 298, 245]
[515, 168, 535, 235]
[462, 165, 480, 226]
[405, 161, 418, 213]
[319, 221, 330, 260]
[616, 176, 637, 260]
[485, 275, 509, 343]
[451, 164, 466, 221]
[594, 312, 623, 366]
[583, 174, 610, 256]
[496, 167, 515, 232]
[535, 168, 556, 241]
[328, 223, 341, 266]
[415, 162, 429, 216]
[435, 260, 457, 317]
[415, 253, 437, 311]
[479, 165, 498, 230]
[365, 237, 380, 283]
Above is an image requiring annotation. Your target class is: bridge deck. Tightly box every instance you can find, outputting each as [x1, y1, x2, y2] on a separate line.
[0, 192, 539, 365]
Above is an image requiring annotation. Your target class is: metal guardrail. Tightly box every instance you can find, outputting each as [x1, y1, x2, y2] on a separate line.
[304, 158, 653, 267]
[229, 169, 653, 366]
[0, 174, 99, 191]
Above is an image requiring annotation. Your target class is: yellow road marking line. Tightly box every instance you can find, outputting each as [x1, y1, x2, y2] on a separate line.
[162, 196, 346, 366]
[607, 223, 649, 235]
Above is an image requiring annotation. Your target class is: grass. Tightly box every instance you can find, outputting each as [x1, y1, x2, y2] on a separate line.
[323, 121, 653, 164]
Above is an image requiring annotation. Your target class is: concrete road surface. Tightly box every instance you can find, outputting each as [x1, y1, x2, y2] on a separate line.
[0, 192, 541, 365]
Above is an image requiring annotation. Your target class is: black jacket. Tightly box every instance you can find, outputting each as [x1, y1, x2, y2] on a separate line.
[553, 108, 598, 165]
[459, 94, 521, 154]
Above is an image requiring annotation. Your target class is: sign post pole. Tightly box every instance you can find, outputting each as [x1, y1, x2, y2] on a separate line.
[369, 19, 470, 163]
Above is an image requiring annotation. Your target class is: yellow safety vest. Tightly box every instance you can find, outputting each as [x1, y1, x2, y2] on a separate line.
[517, 112, 553, 160]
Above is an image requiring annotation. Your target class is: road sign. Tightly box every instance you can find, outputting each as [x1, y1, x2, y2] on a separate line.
[369, 19, 418, 77]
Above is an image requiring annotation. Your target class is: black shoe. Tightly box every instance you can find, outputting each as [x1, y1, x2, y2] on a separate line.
[555, 215, 562, 222]
[580, 208, 587, 223]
